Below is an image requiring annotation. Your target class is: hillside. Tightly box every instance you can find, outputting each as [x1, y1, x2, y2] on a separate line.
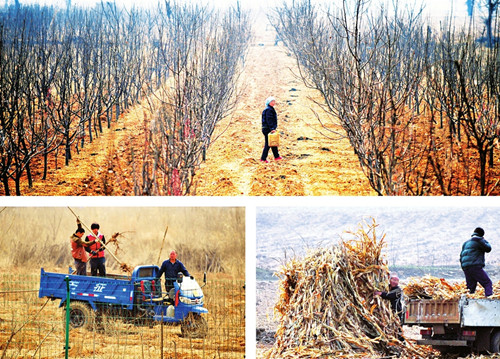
[256, 205, 500, 273]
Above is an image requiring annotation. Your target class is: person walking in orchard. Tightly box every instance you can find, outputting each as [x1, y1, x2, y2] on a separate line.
[260, 96, 282, 163]
[460, 227, 493, 297]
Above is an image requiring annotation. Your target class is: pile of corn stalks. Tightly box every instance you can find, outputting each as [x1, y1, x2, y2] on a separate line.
[265, 220, 430, 359]
[404, 275, 500, 300]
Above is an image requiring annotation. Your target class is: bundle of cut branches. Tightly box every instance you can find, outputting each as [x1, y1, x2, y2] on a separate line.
[404, 275, 500, 300]
[265, 219, 430, 359]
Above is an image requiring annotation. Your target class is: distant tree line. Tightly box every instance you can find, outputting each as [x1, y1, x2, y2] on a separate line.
[0, 1, 249, 195]
[270, 0, 500, 195]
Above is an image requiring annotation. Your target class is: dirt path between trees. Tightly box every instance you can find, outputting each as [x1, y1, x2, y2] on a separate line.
[194, 17, 374, 196]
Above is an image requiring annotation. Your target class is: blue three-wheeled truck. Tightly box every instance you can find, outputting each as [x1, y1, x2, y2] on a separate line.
[39, 264, 208, 337]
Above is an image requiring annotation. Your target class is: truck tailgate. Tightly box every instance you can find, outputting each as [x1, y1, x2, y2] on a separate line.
[462, 298, 500, 327]
[405, 299, 460, 325]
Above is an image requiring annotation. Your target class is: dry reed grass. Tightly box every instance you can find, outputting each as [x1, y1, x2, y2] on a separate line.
[0, 207, 244, 278]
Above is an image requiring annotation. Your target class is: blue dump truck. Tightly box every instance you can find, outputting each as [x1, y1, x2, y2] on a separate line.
[39, 264, 208, 338]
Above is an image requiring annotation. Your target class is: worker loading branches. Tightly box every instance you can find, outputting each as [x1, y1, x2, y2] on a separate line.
[86, 222, 106, 277]
[67, 207, 133, 275]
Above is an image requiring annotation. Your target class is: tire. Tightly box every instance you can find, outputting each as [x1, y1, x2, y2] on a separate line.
[180, 312, 208, 338]
[491, 331, 500, 353]
[62, 301, 96, 331]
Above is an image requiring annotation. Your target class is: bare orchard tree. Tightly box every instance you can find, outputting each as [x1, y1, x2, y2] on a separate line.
[50, 17, 81, 167]
[137, 3, 250, 195]
[270, 0, 428, 195]
[31, 6, 64, 180]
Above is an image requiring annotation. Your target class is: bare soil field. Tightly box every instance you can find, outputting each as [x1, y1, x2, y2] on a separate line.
[0, 16, 374, 196]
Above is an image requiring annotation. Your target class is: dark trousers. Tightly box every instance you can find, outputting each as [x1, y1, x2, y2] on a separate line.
[261, 129, 280, 161]
[90, 257, 106, 277]
[74, 259, 87, 276]
[463, 266, 493, 296]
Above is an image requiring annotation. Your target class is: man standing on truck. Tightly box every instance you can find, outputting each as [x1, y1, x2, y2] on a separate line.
[85, 223, 106, 277]
[374, 273, 404, 323]
[157, 250, 190, 295]
[460, 227, 493, 297]
[70, 219, 89, 275]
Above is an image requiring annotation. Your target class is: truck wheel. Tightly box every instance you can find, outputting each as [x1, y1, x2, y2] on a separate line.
[491, 331, 500, 352]
[181, 313, 208, 338]
[62, 302, 95, 330]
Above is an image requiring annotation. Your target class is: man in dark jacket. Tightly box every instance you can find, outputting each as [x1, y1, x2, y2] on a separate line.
[157, 250, 191, 294]
[260, 96, 282, 162]
[375, 273, 404, 323]
[460, 227, 493, 297]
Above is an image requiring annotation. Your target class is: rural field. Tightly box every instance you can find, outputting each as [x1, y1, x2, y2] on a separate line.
[0, 207, 245, 358]
[256, 206, 500, 358]
[0, 5, 374, 196]
[4, 0, 499, 196]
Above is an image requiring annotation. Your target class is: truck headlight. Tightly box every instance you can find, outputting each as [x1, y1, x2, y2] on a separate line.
[179, 296, 204, 305]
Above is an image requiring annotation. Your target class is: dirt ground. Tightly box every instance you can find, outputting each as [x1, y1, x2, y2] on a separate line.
[1, 16, 374, 197]
[0, 269, 244, 359]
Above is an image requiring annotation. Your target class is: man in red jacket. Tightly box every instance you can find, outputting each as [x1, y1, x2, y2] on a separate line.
[70, 219, 88, 275]
[85, 223, 106, 277]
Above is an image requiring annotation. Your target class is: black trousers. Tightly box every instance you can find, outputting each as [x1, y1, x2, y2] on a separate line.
[90, 257, 106, 277]
[261, 129, 280, 161]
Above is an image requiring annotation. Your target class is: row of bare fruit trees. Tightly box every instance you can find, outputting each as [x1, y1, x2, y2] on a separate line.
[0, 2, 249, 195]
[270, 0, 500, 195]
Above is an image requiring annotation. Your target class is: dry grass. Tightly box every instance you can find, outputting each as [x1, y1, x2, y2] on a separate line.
[0, 207, 245, 277]
[0, 272, 244, 359]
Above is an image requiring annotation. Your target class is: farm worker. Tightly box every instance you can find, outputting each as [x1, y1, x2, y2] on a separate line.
[460, 227, 493, 297]
[157, 250, 190, 294]
[374, 273, 404, 323]
[260, 96, 282, 163]
[85, 223, 106, 277]
[70, 218, 89, 275]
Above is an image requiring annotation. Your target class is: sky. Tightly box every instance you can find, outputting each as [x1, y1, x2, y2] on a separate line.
[12, 0, 470, 18]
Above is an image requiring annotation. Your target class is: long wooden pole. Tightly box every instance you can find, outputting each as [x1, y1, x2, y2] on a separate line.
[157, 225, 169, 264]
[67, 206, 124, 266]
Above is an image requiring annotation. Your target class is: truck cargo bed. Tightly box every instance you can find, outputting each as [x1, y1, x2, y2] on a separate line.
[406, 299, 460, 325]
[406, 297, 500, 327]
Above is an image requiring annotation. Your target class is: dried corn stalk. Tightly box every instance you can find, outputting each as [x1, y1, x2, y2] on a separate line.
[265, 219, 429, 359]
[404, 275, 500, 300]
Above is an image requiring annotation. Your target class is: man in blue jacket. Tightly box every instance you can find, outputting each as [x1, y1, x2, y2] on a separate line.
[460, 227, 493, 297]
[157, 250, 191, 294]
[260, 96, 282, 162]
